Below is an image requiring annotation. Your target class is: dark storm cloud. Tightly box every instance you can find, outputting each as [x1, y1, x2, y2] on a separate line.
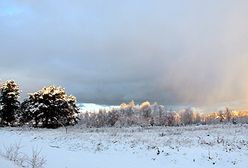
[1, 0, 248, 105]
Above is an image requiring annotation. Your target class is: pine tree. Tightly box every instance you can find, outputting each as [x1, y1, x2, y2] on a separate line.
[20, 86, 80, 128]
[0, 80, 20, 126]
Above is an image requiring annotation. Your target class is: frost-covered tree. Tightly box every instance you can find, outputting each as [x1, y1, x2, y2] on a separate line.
[140, 101, 151, 118]
[224, 107, 232, 122]
[107, 109, 119, 126]
[217, 110, 225, 123]
[20, 86, 79, 128]
[180, 108, 193, 125]
[0, 80, 20, 126]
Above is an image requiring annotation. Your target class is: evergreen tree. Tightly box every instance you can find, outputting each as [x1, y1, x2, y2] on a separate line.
[0, 80, 20, 126]
[21, 86, 79, 128]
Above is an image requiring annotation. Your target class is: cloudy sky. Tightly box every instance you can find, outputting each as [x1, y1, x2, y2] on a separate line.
[1, 0, 248, 105]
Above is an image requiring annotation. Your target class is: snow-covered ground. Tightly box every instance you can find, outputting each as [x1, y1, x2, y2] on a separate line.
[0, 124, 247, 168]
[0, 157, 19, 168]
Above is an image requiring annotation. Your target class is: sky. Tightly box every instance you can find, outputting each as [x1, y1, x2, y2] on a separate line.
[1, 0, 248, 105]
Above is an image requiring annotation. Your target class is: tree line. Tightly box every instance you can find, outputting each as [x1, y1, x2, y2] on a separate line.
[79, 100, 248, 128]
[1, 80, 248, 129]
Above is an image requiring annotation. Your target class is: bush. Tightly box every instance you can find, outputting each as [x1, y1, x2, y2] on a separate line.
[20, 86, 79, 128]
[0, 80, 20, 126]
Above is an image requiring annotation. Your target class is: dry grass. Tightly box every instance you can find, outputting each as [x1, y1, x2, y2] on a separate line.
[0, 143, 46, 168]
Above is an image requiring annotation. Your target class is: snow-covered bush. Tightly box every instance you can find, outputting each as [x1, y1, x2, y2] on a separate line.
[20, 86, 79, 128]
[0, 80, 20, 126]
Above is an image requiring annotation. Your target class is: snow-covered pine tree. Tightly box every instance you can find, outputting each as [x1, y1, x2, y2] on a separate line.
[21, 86, 80, 128]
[0, 80, 20, 126]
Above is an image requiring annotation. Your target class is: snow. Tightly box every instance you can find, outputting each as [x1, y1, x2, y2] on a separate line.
[78, 103, 119, 113]
[0, 156, 19, 168]
[0, 124, 247, 168]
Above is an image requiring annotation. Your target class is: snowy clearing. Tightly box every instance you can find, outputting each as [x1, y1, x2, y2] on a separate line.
[0, 124, 247, 168]
[0, 157, 19, 168]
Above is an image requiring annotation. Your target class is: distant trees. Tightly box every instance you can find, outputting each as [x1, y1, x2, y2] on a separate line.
[180, 108, 193, 125]
[79, 101, 248, 128]
[0, 80, 20, 126]
[217, 108, 232, 123]
[225, 107, 232, 122]
[140, 101, 151, 118]
[20, 86, 79, 128]
[1, 79, 248, 128]
[80, 101, 172, 127]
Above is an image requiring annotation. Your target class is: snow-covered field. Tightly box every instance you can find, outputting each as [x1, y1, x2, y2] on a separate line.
[0, 124, 247, 168]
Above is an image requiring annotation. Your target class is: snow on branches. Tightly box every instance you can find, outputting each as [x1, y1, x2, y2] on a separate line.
[0, 80, 20, 126]
[20, 86, 79, 128]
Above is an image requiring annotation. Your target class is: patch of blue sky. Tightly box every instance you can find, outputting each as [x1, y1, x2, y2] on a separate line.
[0, 0, 32, 17]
